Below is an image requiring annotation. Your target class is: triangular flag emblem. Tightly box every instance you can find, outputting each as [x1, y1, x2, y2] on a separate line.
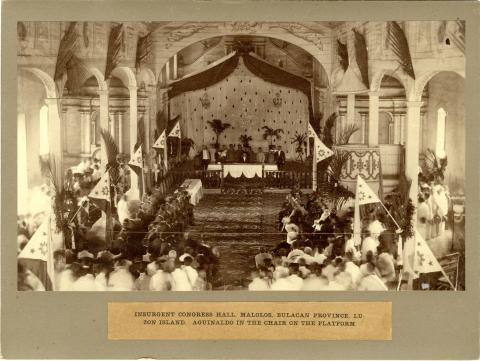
[152, 130, 166, 149]
[412, 231, 443, 277]
[168, 121, 181, 138]
[128, 145, 143, 169]
[356, 176, 380, 205]
[314, 134, 333, 162]
[307, 123, 317, 138]
[18, 217, 50, 261]
[88, 171, 111, 202]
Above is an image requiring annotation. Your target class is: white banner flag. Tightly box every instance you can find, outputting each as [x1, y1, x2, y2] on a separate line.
[356, 175, 381, 205]
[168, 121, 181, 138]
[412, 230, 443, 278]
[128, 145, 143, 169]
[88, 171, 111, 202]
[314, 133, 333, 162]
[152, 130, 166, 149]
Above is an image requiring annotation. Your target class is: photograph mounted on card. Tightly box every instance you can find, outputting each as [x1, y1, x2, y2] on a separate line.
[15, 18, 465, 293]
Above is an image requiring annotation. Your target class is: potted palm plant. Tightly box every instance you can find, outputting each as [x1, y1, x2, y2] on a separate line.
[262, 126, 284, 150]
[290, 132, 308, 162]
[207, 118, 231, 148]
[239, 134, 253, 148]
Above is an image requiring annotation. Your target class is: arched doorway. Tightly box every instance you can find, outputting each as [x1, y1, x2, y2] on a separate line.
[419, 71, 465, 193]
[17, 68, 57, 216]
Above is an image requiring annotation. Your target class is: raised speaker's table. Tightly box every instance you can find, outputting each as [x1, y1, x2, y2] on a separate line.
[207, 163, 278, 178]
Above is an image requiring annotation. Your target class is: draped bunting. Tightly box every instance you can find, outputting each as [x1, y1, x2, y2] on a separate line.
[168, 52, 240, 98]
[353, 29, 369, 88]
[388, 21, 416, 79]
[337, 39, 349, 72]
[168, 51, 314, 124]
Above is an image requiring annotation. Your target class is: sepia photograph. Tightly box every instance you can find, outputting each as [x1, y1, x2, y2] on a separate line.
[16, 20, 465, 292]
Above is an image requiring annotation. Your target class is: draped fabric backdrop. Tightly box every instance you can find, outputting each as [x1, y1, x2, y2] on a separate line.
[169, 54, 310, 159]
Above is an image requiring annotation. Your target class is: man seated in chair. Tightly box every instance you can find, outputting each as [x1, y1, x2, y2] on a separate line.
[256, 147, 265, 164]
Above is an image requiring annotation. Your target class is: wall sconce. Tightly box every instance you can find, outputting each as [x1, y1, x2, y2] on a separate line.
[273, 92, 282, 107]
[200, 92, 211, 109]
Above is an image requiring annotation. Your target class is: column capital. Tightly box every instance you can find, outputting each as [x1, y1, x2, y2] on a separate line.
[96, 89, 108, 97]
[406, 100, 423, 108]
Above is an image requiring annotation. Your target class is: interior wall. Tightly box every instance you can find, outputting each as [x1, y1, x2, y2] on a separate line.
[17, 74, 45, 190]
[170, 57, 310, 159]
[424, 72, 464, 191]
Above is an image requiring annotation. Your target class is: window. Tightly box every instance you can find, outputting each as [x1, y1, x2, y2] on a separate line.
[39, 105, 49, 155]
[436, 107, 447, 158]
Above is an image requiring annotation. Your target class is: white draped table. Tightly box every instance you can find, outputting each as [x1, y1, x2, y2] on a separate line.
[178, 179, 203, 205]
[207, 163, 278, 178]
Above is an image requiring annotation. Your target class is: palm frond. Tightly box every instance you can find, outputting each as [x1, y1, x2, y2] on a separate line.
[337, 124, 360, 145]
[323, 112, 337, 148]
[327, 150, 350, 181]
[100, 127, 119, 165]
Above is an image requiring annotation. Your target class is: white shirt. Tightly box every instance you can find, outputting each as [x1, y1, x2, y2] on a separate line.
[171, 268, 193, 291]
[344, 261, 362, 286]
[57, 269, 75, 291]
[182, 265, 198, 287]
[94, 272, 108, 291]
[248, 278, 270, 291]
[108, 268, 134, 291]
[361, 236, 379, 262]
[202, 149, 210, 160]
[149, 270, 172, 291]
[72, 274, 96, 291]
[301, 275, 328, 291]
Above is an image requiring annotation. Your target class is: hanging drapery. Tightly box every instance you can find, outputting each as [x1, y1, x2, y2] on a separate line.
[168, 52, 240, 98]
[337, 39, 349, 72]
[353, 29, 369, 88]
[168, 51, 314, 124]
[388, 21, 416, 79]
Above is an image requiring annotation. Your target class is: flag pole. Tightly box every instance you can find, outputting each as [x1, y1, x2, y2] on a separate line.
[312, 136, 317, 190]
[379, 200, 402, 231]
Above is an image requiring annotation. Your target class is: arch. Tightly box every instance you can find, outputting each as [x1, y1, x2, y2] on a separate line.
[19, 67, 57, 98]
[136, 67, 156, 90]
[411, 69, 465, 102]
[110, 66, 137, 88]
[86, 67, 108, 91]
[370, 68, 409, 94]
[153, 30, 332, 88]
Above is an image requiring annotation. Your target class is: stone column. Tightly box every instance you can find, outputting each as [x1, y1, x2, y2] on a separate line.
[84, 110, 91, 155]
[173, 54, 178, 80]
[393, 114, 401, 145]
[118, 111, 124, 153]
[79, 110, 86, 154]
[126, 85, 140, 200]
[400, 114, 406, 145]
[45, 98, 64, 187]
[405, 101, 423, 205]
[360, 113, 367, 144]
[97, 89, 109, 169]
[346, 93, 355, 125]
[368, 91, 379, 146]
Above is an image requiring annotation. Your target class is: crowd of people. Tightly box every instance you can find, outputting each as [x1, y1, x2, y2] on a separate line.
[17, 158, 223, 291]
[200, 144, 286, 170]
[248, 189, 399, 291]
